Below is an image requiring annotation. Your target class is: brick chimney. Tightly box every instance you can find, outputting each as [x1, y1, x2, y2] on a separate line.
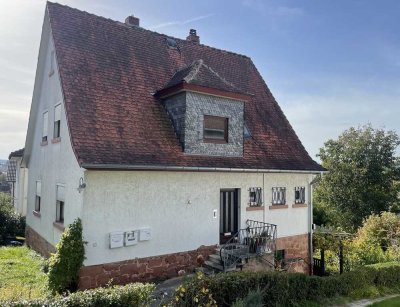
[186, 29, 200, 43]
[125, 15, 140, 27]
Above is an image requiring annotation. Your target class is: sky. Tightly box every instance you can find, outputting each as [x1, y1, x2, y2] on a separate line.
[0, 0, 399, 160]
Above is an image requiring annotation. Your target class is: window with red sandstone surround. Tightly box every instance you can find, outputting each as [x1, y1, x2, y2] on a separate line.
[53, 104, 61, 139]
[295, 186, 306, 204]
[56, 185, 65, 224]
[249, 187, 263, 207]
[34, 181, 41, 212]
[272, 187, 286, 205]
[42, 111, 48, 143]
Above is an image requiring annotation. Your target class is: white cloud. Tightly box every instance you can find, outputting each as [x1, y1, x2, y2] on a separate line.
[242, 0, 304, 17]
[149, 13, 214, 30]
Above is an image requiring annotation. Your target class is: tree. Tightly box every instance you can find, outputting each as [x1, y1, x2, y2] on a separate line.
[314, 125, 400, 230]
[48, 218, 86, 293]
[0, 192, 25, 243]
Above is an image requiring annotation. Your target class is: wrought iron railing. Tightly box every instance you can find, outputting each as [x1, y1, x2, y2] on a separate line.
[220, 220, 277, 272]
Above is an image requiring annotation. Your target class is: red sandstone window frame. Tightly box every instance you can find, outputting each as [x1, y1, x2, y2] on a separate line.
[203, 115, 228, 143]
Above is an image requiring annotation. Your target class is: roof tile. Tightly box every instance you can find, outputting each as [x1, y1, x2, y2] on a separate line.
[47, 2, 323, 171]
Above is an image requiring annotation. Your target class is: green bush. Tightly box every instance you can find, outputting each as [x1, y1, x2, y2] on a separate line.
[0, 282, 155, 307]
[0, 193, 25, 243]
[47, 218, 85, 294]
[232, 288, 264, 307]
[178, 263, 400, 306]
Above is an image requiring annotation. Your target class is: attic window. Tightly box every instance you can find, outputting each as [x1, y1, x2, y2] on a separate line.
[42, 111, 48, 143]
[49, 50, 55, 77]
[53, 104, 61, 139]
[166, 37, 178, 49]
[203, 115, 228, 143]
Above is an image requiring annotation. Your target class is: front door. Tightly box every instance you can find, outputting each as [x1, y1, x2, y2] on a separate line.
[220, 189, 239, 244]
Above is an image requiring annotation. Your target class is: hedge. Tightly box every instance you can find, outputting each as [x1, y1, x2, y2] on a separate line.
[176, 262, 400, 306]
[0, 282, 154, 307]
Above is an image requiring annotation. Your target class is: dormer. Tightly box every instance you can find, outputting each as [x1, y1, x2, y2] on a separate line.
[156, 60, 250, 157]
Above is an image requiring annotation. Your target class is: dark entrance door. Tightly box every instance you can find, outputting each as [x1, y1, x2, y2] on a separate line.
[220, 189, 239, 244]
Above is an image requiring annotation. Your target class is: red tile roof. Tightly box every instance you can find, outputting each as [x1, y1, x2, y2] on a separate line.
[165, 59, 242, 94]
[8, 148, 24, 160]
[47, 2, 323, 171]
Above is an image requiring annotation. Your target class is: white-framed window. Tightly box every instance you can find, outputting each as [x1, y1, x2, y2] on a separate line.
[54, 104, 61, 138]
[295, 186, 306, 204]
[272, 187, 286, 205]
[56, 184, 65, 223]
[49, 50, 55, 77]
[249, 187, 262, 207]
[35, 181, 41, 212]
[42, 111, 48, 142]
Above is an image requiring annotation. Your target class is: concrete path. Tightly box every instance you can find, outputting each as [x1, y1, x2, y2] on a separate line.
[341, 294, 399, 307]
[150, 274, 194, 306]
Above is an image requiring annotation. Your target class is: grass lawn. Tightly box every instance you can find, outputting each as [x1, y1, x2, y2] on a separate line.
[0, 246, 50, 300]
[370, 296, 400, 307]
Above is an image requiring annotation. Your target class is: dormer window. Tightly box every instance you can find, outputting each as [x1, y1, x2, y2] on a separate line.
[203, 115, 228, 143]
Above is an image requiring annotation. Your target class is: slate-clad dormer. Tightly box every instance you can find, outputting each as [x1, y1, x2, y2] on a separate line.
[157, 60, 248, 157]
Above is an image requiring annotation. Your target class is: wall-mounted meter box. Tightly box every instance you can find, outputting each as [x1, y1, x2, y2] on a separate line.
[139, 228, 151, 241]
[109, 231, 124, 249]
[124, 230, 139, 246]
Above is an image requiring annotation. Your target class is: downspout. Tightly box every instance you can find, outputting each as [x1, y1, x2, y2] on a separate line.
[308, 179, 313, 275]
[263, 173, 265, 223]
[308, 172, 323, 275]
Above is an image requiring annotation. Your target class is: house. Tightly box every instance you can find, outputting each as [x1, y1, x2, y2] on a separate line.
[6, 148, 28, 216]
[23, 2, 324, 289]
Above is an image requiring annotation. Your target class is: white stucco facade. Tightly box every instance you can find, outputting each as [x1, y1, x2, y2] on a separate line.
[25, 14, 84, 247]
[24, 10, 318, 272]
[82, 170, 315, 266]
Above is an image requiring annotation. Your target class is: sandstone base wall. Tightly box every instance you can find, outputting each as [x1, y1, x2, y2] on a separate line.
[276, 233, 310, 273]
[25, 225, 56, 258]
[78, 245, 216, 289]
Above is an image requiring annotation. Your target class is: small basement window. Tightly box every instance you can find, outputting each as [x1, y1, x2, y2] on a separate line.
[249, 187, 262, 207]
[203, 115, 228, 143]
[272, 187, 286, 205]
[295, 186, 306, 204]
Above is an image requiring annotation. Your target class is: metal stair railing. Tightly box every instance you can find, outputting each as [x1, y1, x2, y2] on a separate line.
[220, 220, 277, 272]
[246, 219, 277, 255]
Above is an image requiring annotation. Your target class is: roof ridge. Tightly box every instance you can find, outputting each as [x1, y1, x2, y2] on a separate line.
[46, 1, 251, 60]
[183, 59, 238, 90]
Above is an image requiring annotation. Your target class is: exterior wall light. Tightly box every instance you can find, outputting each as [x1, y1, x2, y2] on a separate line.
[77, 177, 86, 193]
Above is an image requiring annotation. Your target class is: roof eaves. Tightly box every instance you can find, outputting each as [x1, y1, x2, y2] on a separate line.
[155, 83, 253, 102]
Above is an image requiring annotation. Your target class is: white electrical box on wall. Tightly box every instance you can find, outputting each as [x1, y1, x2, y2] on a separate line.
[124, 230, 139, 246]
[109, 231, 124, 249]
[139, 228, 151, 241]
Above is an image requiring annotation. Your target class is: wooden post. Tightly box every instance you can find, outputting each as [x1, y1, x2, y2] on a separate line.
[339, 242, 344, 274]
[321, 248, 325, 275]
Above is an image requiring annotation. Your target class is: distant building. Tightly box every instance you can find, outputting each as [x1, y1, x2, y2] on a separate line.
[0, 180, 10, 193]
[6, 148, 28, 216]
